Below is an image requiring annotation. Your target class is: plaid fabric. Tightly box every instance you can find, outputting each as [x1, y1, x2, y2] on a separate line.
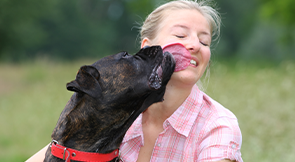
[120, 84, 243, 162]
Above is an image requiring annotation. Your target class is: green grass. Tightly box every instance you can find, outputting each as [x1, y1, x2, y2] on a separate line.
[0, 58, 294, 161]
[205, 60, 295, 162]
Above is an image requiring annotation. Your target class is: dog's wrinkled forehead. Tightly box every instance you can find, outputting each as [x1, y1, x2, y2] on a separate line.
[94, 46, 162, 77]
[93, 54, 137, 78]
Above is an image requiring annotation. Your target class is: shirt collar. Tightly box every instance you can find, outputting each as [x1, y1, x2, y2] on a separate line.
[122, 114, 143, 143]
[122, 84, 207, 142]
[166, 84, 204, 137]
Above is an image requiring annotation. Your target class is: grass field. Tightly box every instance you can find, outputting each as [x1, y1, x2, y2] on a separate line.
[0, 58, 294, 161]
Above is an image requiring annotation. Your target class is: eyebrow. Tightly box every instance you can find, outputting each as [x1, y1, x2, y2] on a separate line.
[171, 24, 211, 37]
[171, 24, 189, 30]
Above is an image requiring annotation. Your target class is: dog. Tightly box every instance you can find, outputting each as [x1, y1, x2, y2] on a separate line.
[44, 46, 175, 162]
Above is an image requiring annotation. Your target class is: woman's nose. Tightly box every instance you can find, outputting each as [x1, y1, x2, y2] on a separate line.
[185, 37, 201, 54]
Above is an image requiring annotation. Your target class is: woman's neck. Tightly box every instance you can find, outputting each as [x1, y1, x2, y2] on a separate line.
[142, 81, 194, 126]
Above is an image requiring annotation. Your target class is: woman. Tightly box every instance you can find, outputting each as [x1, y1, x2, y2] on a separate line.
[119, 0, 242, 161]
[27, 0, 243, 161]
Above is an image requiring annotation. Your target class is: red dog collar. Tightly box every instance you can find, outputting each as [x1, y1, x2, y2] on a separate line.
[50, 140, 119, 162]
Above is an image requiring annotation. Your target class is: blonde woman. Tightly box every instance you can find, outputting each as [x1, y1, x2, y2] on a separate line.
[120, 0, 243, 161]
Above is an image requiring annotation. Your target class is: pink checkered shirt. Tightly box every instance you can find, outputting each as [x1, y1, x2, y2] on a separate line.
[120, 84, 243, 162]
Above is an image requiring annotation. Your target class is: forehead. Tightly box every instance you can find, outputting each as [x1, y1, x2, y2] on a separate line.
[160, 9, 211, 34]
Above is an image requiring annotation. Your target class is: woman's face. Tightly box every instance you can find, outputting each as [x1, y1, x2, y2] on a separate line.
[142, 9, 212, 88]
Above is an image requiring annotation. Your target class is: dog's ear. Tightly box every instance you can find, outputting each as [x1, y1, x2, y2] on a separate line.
[66, 65, 102, 98]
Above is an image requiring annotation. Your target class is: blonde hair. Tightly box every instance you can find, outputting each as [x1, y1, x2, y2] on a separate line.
[140, 0, 221, 45]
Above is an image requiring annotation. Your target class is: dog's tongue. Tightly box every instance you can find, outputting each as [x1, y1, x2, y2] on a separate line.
[162, 43, 191, 72]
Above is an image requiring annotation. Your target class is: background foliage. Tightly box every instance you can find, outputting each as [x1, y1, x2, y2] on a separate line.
[0, 0, 294, 62]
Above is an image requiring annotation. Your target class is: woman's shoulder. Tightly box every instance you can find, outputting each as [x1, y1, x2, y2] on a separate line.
[201, 91, 238, 121]
[188, 85, 238, 123]
[197, 90, 242, 136]
[196, 91, 243, 162]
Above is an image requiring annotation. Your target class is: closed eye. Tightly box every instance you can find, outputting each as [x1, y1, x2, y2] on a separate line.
[175, 35, 185, 38]
[200, 41, 209, 46]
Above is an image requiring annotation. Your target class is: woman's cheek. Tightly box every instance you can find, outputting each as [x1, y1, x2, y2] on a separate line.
[203, 48, 211, 64]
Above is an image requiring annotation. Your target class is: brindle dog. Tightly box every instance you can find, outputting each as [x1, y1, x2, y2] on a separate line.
[44, 46, 175, 162]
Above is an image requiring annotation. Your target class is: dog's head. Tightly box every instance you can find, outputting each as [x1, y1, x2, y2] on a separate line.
[56, 46, 175, 152]
[66, 45, 175, 108]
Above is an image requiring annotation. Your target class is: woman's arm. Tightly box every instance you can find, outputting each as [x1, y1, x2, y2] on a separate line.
[25, 144, 49, 162]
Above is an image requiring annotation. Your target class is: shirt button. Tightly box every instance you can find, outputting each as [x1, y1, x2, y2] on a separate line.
[231, 144, 236, 149]
[157, 143, 161, 147]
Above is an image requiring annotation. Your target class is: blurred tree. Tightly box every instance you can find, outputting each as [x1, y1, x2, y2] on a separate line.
[213, 0, 260, 58]
[0, 0, 293, 62]
[0, 0, 52, 60]
[259, 0, 295, 53]
[0, 0, 157, 61]
[259, 0, 295, 26]
[236, 0, 295, 61]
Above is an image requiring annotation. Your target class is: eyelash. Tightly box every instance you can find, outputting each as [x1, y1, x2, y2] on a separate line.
[175, 35, 185, 38]
[200, 42, 209, 46]
[175, 35, 210, 47]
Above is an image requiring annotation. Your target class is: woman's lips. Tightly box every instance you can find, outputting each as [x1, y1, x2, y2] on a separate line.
[162, 43, 192, 72]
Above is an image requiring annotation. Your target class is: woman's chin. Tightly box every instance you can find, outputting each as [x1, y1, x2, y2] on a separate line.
[170, 69, 201, 88]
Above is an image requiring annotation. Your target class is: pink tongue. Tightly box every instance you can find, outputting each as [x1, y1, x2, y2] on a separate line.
[163, 43, 191, 72]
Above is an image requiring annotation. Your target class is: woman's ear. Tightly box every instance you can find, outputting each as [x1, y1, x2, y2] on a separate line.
[141, 37, 152, 48]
